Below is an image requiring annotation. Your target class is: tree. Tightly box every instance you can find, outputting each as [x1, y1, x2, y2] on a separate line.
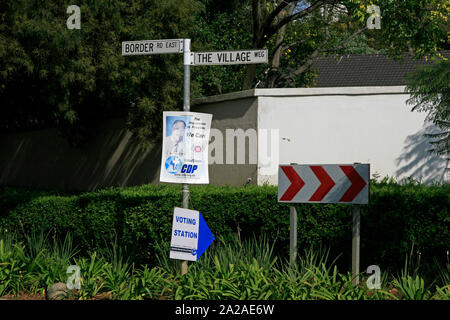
[406, 58, 450, 158]
[1, 0, 448, 145]
[190, 1, 253, 97]
[241, 0, 449, 89]
[0, 0, 202, 145]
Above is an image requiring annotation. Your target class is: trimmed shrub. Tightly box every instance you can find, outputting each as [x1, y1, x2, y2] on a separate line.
[0, 181, 448, 272]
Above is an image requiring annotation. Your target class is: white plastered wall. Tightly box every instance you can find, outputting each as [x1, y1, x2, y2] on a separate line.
[256, 87, 449, 185]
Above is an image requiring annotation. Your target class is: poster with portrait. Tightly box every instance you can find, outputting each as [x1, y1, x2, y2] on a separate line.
[160, 111, 212, 184]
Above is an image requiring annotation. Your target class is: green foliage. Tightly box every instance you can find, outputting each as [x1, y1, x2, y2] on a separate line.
[74, 252, 107, 299]
[191, 2, 253, 97]
[434, 285, 450, 300]
[0, 238, 27, 296]
[363, 0, 449, 58]
[236, 0, 449, 88]
[1, 182, 448, 274]
[391, 274, 430, 300]
[0, 0, 202, 145]
[406, 58, 450, 157]
[0, 231, 78, 296]
[1, 0, 448, 140]
[0, 232, 448, 300]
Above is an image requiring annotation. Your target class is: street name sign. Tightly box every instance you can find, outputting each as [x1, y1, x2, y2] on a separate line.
[170, 207, 215, 262]
[191, 49, 268, 66]
[122, 39, 183, 56]
[278, 164, 369, 204]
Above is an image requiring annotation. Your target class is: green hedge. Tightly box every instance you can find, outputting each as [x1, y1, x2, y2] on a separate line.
[0, 181, 448, 272]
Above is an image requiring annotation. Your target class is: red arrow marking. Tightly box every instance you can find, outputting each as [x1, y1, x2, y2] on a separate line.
[309, 166, 335, 201]
[339, 166, 367, 202]
[280, 166, 305, 201]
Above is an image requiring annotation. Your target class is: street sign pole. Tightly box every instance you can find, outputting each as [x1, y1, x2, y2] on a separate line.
[352, 162, 361, 286]
[278, 163, 369, 283]
[352, 204, 360, 286]
[289, 205, 297, 265]
[181, 38, 191, 276]
[122, 38, 218, 275]
[289, 162, 298, 266]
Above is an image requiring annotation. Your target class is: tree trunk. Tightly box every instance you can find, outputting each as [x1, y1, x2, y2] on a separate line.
[267, 3, 295, 88]
[242, 0, 263, 90]
[242, 64, 258, 90]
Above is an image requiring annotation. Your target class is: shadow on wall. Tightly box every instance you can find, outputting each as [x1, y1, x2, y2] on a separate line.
[395, 122, 449, 184]
[69, 128, 163, 190]
[0, 118, 162, 191]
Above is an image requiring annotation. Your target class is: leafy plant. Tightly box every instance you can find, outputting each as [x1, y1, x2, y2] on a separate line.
[391, 275, 430, 300]
[0, 239, 27, 296]
[74, 252, 107, 299]
[134, 266, 172, 299]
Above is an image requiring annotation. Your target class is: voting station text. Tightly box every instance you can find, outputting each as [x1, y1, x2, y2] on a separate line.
[173, 216, 197, 239]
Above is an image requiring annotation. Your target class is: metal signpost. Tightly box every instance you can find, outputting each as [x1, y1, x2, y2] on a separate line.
[122, 38, 268, 275]
[278, 163, 370, 285]
[122, 39, 192, 274]
[181, 39, 191, 275]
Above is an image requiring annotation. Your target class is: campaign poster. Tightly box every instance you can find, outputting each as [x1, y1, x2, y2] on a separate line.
[160, 111, 212, 184]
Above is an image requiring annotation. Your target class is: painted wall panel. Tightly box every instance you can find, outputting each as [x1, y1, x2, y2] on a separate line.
[258, 94, 448, 185]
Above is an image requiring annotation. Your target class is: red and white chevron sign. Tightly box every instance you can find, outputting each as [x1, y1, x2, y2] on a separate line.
[278, 164, 370, 204]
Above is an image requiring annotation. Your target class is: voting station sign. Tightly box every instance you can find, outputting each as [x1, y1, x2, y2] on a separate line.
[278, 164, 370, 204]
[191, 49, 268, 66]
[122, 39, 183, 56]
[170, 207, 214, 262]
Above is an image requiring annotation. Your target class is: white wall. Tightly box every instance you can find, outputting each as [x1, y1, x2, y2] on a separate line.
[257, 87, 449, 185]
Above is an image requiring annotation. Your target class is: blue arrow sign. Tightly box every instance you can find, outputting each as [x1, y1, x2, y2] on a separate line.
[196, 212, 215, 260]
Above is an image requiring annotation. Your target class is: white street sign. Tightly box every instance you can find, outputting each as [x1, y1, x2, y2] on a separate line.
[190, 49, 268, 66]
[122, 39, 183, 56]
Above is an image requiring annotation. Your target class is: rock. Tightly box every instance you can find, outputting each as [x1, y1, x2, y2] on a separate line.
[46, 282, 68, 300]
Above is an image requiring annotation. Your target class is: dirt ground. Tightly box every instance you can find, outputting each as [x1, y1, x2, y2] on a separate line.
[0, 292, 46, 300]
[0, 291, 113, 300]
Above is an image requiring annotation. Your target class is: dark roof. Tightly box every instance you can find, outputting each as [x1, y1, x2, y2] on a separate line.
[311, 51, 450, 87]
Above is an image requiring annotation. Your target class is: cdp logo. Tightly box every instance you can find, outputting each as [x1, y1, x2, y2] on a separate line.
[181, 164, 198, 174]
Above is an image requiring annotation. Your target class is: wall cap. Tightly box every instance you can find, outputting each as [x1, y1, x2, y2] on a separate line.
[193, 86, 408, 105]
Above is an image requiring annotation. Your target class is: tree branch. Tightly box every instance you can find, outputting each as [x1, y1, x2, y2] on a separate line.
[270, 1, 324, 35]
[320, 26, 368, 53]
[278, 39, 307, 55]
[261, 0, 297, 36]
[323, 3, 330, 40]
[252, 0, 263, 46]
[275, 25, 368, 87]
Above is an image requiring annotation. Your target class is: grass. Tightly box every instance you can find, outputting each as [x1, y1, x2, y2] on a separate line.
[0, 231, 448, 300]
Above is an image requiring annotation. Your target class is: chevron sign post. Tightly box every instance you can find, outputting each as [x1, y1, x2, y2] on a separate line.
[278, 163, 370, 285]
